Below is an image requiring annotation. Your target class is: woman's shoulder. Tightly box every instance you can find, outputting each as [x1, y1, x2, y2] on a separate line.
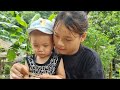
[81, 46, 104, 75]
[82, 45, 99, 59]
[80, 45, 101, 66]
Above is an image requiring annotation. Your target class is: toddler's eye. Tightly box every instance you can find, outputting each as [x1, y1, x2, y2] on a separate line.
[44, 45, 49, 47]
[34, 45, 38, 47]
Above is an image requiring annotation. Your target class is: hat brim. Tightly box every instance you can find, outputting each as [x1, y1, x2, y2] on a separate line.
[27, 27, 53, 34]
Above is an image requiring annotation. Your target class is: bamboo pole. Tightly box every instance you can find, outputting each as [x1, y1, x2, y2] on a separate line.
[109, 62, 113, 79]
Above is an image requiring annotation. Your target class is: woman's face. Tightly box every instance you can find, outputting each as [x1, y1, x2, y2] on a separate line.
[53, 22, 86, 55]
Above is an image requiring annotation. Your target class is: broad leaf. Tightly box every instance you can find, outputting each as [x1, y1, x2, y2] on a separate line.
[16, 14, 28, 28]
[7, 49, 16, 61]
[48, 13, 56, 21]
[30, 14, 41, 25]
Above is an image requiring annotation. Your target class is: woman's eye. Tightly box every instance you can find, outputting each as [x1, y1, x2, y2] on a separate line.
[65, 39, 72, 41]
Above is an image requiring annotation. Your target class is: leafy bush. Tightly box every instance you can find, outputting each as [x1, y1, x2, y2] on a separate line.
[83, 11, 120, 78]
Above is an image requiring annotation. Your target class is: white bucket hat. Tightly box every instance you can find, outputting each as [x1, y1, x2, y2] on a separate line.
[27, 18, 54, 34]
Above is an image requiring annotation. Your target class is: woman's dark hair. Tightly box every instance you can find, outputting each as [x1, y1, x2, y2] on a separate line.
[53, 11, 88, 35]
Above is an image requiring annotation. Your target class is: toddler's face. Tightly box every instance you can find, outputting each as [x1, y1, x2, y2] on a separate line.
[30, 30, 53, 58]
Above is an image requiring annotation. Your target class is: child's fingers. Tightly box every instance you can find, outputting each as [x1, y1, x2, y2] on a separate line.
[37, 74, 50, 79]
[21, 67, 29, 76]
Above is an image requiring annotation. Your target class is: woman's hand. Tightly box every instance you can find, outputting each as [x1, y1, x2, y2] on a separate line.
[10, 63, 29, 79]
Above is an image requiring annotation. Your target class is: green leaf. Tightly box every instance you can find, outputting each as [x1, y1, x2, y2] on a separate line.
[30, 13, 41, 25]
[0, 22, 20, 28]
[48, 13, 56, 21]
[16, 28, 23, 33]
[0, 14, 8, 20]
[16, 14, 28, 28]
[10, 34, 17, 37]
[9, 11, 15, 16]
[19, 36, 24, 44]
[7, 49, 16, 61]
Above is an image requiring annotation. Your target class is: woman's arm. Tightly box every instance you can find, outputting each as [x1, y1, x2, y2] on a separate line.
[54, 58, 66, 79]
